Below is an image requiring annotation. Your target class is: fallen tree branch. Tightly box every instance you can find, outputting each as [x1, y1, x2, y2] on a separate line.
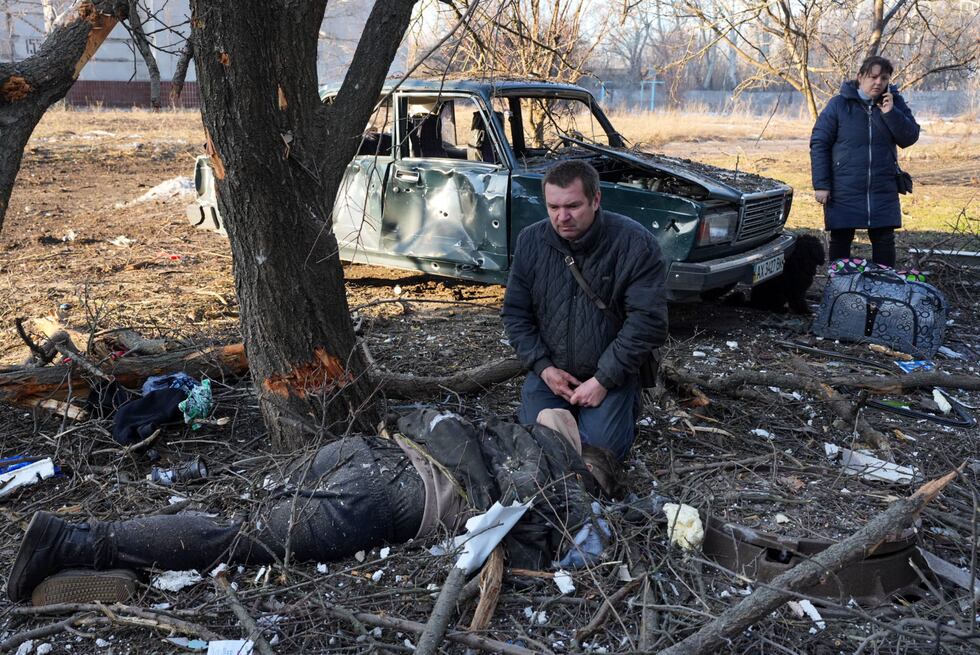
[468, 546, 504, 632]
[417, 565, 469, 655]
[214, 571, 275, 655]
[657, 465, 963, 655]
[320, 601, 537, 655]
[380, 357, 524, 398]
[575, 577, 643, 643]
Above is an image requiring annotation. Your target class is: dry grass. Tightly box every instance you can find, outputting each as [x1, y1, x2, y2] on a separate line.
[31, 107, 203, 143]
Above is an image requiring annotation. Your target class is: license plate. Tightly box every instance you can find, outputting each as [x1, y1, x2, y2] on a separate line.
[753, 254, 784, 284]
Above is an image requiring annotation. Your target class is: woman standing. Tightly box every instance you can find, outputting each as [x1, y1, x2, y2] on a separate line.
[810, 56, 920, 268]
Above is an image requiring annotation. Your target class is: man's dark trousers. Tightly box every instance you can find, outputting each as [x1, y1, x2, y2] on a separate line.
[518, 372, 638, 460]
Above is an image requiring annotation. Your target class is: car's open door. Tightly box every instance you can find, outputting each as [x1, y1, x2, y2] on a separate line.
[380, 94, 510, 275]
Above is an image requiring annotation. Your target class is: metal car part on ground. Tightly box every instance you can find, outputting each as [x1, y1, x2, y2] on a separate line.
[187, 79, 796, 301]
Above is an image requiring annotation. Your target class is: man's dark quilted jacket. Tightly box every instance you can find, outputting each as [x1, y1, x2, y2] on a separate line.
[501, 208, 668, 389]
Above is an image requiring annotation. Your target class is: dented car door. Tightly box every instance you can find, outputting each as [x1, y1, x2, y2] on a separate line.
[380, 94, 509, 274]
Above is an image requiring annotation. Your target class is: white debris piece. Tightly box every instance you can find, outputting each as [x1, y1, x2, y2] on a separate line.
[210, 563, 229, 578]
[393, 285, 402, 296]
[663, 503, 704, 550]
[379, 547, 390, 559]
[354, 550, 366, 563]
[617, 565, 633, 582]
[14, 640, 33, 655]
[937, 346, 965, 359]
[108, 235, 134, 247]
[692, 351, 707, 358]
[431, 500, 532, 574]
[206, 640, 254, 655]
[316, 563, 328, 574]
[371, 570, 384, 582]
[428, 412, 458, 431]
[750, 428, 774, 440]
[35, 645, 52, 655]
[153, 569, 203, 592]
[130, 177, 195, 205]
[932, 389, 952, 414]
[253, 566, 267, 584]
[152, 602, 172, 610]
[553, 569, 575, 594]
[95, 639, 110, 648]
[787, 600, 826, 631]
[726, 341, 738, 349]
[775, 513, 790, 524]
[824, 443, 919, 484]
[0, 458, 57, 499]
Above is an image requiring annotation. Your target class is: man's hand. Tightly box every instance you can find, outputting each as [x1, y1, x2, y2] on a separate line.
[569, 377, 608, 408]
[879, 92, 894, 114]
[540, 366, 581, 402]
[814, 189, 830, 205]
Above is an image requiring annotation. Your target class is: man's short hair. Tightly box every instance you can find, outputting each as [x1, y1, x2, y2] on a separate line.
[581, 444, 626, 498]
[543, 160, 601, 200]
[858, 55, 894, 77]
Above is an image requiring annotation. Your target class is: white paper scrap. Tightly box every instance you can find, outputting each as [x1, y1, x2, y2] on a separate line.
[206, 640, 253, 655]
[787, 600, 825, 630]
[433, 500, 532, 574]
[824, 443, 919, 484]
[932, 389, 952, 414]
[750, 429, 774, 440]
[380, 547, 390, 559]
[152, 569, 203, 592]
[0, 459, 56, 498]
[553, 569, 575, 595]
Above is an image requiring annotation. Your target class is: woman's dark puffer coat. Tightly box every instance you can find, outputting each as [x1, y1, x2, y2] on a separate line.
[809, 81, 920, 230]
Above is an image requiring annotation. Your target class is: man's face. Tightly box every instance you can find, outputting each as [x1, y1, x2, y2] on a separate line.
[857, 65, 891, 99]
[545, 178, 600, 241]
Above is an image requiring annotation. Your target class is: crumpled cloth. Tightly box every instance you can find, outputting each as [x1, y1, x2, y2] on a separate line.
[179, 378, 212, 429]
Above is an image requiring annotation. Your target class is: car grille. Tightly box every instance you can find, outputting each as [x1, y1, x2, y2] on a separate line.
[737, 194, 785, 242]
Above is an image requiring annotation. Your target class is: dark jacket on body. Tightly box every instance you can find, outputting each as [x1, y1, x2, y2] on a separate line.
[501, 209, 668, 390]
[397, 408, 600, 569]
[810, 81, 920, 231]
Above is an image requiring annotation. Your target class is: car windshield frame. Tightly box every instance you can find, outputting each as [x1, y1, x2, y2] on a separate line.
[489, 88, 624, 166]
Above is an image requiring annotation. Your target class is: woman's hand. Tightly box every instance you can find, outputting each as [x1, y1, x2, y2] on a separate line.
[879, 92, 894, 114]
[814, 189, 830, 205]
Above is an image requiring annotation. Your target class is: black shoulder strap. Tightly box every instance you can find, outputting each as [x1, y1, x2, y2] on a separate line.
[564, 255, 615, 318]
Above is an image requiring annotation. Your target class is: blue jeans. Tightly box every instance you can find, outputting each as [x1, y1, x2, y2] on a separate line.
[518, 372, 639, 460]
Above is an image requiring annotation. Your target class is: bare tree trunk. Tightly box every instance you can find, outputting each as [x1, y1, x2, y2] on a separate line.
[189, 0, 417, 450]
[867, 0, 885, 56]
[0, 0, 129, 229]
[126, 0, 160, 109]
[170, 40, 193, 103]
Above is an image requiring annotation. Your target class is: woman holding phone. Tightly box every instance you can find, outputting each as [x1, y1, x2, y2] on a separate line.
[809, 56, 920, 267]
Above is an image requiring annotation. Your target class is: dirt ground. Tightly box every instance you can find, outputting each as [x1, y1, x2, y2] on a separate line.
[0, 110, 978, 654]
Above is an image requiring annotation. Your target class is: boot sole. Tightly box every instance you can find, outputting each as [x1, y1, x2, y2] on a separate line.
[31, 569, 138, 606]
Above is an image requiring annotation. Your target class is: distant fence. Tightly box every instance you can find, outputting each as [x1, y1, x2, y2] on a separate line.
[594, 87, 979, 118]
[67, 81, 200, 109]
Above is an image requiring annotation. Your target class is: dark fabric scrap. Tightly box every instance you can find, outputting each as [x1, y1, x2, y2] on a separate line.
[112, 388, 186, 446]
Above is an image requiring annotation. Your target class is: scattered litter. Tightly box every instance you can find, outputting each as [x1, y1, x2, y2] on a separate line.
[824, 443, 919, 484]
[726, 341, 738, 349]
[35, 645, 52, 655]
[427, 412, 457, 431]
[553, 569, 575, 594]
[0, 457, 58, 498]
[932, 389, 952, 414]
[371, 570, 383, 582]
[62, 230, 76, 242]
[379, 547, 390, 559]
[393, 285, 402, 296]
[750, 428, 774, 440]
[206, 640, 253, 655]
[109, 235, 134, 247]
[523, 606, 548, 624]
[130, 177, 195, 205]
[316, 563, 328, 574]
[663, 503, 704, 550]
[429, 500, 532, 574]
[557, 517, 610, 568]
[937, 346, 965, 360]
[152, 602, 172, 610]
[896, 360, 934, 374]
[692, 351, 707, 357]
[354, 550, 366, 563]
[787, 599, 826, 631]
[917, 548, 980, 595]
[165, 638, 209, 651]
[617, 564, 633, 582]
[14, 641, 33, 655]
[254, 566, 268, 584]
[775, 513, 790, 524]
[152, 569, 203, 592]
[95, 639, 110, 648]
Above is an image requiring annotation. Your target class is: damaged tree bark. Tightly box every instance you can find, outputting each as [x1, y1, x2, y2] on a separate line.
[658, 466, 962, 655]
[0, 1, 130, 228]
[190, 0, 418, 449]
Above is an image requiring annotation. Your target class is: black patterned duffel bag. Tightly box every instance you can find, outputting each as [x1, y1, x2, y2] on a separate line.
[812, 265, 947, 357]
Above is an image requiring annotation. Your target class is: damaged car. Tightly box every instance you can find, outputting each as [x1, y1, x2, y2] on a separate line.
[187, 79, 795, 300]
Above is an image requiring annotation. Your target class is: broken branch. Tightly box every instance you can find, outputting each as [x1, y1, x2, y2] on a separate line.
[658, 466, 963, 655]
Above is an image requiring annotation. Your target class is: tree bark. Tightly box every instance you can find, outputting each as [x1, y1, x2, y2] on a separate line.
[126, 0, 161, 109]
[0, 1, 129, 229]
[189, 0, 418, 449]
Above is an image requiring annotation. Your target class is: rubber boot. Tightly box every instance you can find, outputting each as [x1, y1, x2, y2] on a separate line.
[6, 512, 130, 605]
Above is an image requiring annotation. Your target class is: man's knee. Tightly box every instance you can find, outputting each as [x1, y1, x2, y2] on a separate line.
[578, 385, 639, 460]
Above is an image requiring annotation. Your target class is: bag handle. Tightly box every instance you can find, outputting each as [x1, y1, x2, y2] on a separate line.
[564, 255, 618, 321]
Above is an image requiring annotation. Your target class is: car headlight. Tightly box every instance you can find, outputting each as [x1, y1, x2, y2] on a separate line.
[696, 210, 737, 245]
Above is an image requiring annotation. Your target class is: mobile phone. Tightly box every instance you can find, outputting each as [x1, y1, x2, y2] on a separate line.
[874, 95, 885, 106]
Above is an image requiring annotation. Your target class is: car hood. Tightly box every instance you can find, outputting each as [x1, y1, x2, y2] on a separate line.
[563, 137, 789, 200]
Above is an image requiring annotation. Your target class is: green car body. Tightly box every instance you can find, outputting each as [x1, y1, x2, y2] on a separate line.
[187, 79, 796, 300]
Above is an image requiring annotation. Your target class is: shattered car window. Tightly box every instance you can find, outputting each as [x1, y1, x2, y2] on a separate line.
[492, 95, 612, 158]
[400, 96, 499, 164]
[357, 97, 394, 156]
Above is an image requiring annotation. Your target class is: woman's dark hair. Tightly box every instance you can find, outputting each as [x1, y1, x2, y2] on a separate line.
[581, 444, 626, 498]
[858, 56, 894, 77]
